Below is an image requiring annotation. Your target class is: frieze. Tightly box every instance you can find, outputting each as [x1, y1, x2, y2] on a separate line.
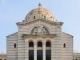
[22, 34, 56, 39]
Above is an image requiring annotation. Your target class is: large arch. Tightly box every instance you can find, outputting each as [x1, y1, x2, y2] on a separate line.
[30, 24, 49, 34]
[31, 25, 49, 35]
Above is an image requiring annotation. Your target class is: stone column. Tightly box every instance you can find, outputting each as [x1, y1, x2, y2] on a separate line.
[43, 40, 46, 60]
[25, 39, 28, 60]
[51, 39, 55, 60]
[34, 40, 37, 60]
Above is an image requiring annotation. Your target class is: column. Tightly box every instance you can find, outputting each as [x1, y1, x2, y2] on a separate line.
[25, 39, 28, 60]
[34, 41, 37, 60]
[51, 39, 56, 60]
[43, 41, 46, 60]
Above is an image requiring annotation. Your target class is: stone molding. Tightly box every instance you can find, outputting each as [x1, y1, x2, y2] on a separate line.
[16, 19, 63, 26]
[22, 34, 56, 39]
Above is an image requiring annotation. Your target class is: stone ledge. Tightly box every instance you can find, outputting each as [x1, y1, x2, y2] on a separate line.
[22, 34, 56, 39]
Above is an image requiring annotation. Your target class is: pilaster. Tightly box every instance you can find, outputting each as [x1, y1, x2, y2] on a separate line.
[34, 40, 37, 60]
[43, 40, 46, 60]
[25, 39, 28, 60]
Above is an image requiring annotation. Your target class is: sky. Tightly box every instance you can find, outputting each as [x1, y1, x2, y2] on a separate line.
[0, 0, 80, 53]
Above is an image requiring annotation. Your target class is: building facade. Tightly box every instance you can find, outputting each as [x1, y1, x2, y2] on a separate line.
[0, 53, 80, 60]
[0, 54, 6, 60]
[6, 3, 74, 60]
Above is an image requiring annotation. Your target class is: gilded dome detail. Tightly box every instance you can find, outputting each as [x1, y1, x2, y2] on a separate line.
[24, 3, 57, 22]
[38, 3, 42, 7]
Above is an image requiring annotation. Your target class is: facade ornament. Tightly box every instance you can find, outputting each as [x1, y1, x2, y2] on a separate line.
[38, 3, 42, 8]
[32, 26, 48, 35]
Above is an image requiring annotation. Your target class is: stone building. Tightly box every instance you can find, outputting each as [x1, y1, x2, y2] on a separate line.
[0, 53, 80, 60]
[2, 3, 79, 60]
[0, 54, 6, 60]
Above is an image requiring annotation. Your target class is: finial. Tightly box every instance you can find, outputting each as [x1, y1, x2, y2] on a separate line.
[38, 3, 42, 8]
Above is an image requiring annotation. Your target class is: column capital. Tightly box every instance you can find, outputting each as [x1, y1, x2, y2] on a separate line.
[43, 42, 46, 45]
[34, 41, 37, 45]
[43, 40, 46, 45]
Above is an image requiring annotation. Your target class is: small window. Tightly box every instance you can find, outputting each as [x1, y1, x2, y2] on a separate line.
[38, 41, 42, 47]
[46, 41, 51, 47]
[14, 43, 16, 48]
[63, 43, 66, 48]
[34, 16, 35, 19]
[29, 41, 34, 47]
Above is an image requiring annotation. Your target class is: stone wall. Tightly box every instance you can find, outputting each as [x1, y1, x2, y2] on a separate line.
[62, 32, 73, 60]
[73, 53, 80, 60]
[7, 32, 18, 60]
[0, 54, 6, 60]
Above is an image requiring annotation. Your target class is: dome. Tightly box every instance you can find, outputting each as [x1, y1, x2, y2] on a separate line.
[24, 3, 57, 22]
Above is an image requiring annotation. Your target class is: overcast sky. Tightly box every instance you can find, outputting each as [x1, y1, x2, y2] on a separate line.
[0, 0, 80, 53]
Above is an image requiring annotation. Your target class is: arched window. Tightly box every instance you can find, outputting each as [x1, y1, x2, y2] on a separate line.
[46, 41, 51, 47]
[63, 43, 66, 48]
[29, 41, 34, 47]
[34, 16, 35, 19]
[38, 41, 42, 47]
[14, 43, 16, 48]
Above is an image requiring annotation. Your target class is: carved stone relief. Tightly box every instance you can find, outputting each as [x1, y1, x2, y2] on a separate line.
[31, 26, 48, 35]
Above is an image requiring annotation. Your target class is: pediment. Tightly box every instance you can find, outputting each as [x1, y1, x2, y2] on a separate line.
[16, 19, 63, 35]
[16, 19, 63, 26]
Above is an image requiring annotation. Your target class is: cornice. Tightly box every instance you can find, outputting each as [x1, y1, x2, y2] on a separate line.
[22, 34, 56, 39]
[16, 19, 63, 26]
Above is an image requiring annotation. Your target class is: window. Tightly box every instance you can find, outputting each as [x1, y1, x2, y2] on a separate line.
[34, 16, 35, 19]
[37, 50, 43, 60]
[63, 43, 66, 48]
[46, 50, 51, 60]
[46, 41, 51, 47]
[38, 41, 42, 47]
[29, 50, 34, 60]
[14, 43, 16, 48]
[44, 16, 46, 19]
[29, 41, 34, 47]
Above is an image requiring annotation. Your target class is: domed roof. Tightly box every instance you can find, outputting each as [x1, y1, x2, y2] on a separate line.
[24, 3, 57, 22]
